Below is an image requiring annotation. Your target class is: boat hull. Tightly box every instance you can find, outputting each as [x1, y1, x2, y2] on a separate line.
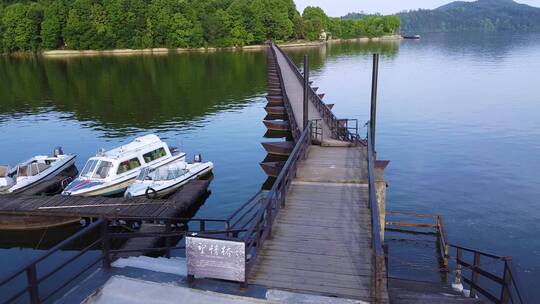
[125, 162, 214, 198]
[263, 120, 290, 131]
[262, 142, 294, 156]
[260, 161, 285, 177]
[8, 155, 77, 194]
[63, 153, 185, 197]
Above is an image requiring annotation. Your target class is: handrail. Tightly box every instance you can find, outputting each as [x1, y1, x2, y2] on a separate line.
[449, 244, 525, 304]
[0, 215, 242, 304]
[385, 211, 526, 304]
[0, 219, 105, 304]
[366, 120, 386, 302]
[0, 219, 105, 287]
[272, 43, 358, 142]
[243, 120, 312, 275]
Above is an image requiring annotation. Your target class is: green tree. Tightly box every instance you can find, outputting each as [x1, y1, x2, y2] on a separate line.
[1, 2, 42, 52]
[302, 6, 328, 40]
[292, 14, 304, 39]
[263, 0, 293, 41]
[41, 0, 67, 49]
[64, 0, 98, 49]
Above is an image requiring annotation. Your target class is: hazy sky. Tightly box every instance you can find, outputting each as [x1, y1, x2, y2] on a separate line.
[294, 0, 540, 16]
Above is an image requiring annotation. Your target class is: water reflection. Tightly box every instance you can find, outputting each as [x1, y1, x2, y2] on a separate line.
[285, 40, 399, 71]
[0, 51, 267, 135]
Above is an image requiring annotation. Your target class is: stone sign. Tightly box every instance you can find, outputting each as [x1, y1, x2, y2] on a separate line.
[186, 236, 246, 282]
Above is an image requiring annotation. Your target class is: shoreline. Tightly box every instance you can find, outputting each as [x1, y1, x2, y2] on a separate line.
[34, 35, 402, 58]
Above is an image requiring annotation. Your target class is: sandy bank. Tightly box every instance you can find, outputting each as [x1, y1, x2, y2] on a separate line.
[37, 35, 401, 58]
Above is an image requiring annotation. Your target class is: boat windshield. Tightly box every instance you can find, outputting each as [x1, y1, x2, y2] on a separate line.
[92, 161, 113, 179]
[136, 167, 152, 181]
[81, 159, 99, 178]
[137, 166, 187, 182]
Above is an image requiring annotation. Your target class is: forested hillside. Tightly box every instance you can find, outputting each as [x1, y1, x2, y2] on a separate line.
[0, 0, 400, 53]
[398, 0, 540, 33]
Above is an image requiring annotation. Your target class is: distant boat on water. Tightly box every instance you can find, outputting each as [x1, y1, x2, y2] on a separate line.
[402, 35, 421, 40]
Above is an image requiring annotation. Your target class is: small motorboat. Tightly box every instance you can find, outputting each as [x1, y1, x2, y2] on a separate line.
[1, 147, 76, 194]
[63, 134, 186, 197]
[402, 35, 421, 40]
[124, 155, 213, 199]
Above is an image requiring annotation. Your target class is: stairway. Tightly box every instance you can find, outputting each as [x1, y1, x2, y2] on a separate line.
[388, 278, 484, 304]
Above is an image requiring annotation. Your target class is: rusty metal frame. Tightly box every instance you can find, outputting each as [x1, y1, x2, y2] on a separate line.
[366, 120, 386, 303]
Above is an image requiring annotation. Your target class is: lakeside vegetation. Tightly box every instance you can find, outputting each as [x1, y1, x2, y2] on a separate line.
[0, 0, 400, 54]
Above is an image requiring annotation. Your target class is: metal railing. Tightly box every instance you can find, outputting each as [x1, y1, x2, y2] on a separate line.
[385, 211, 526, 304]
[0, 216, 238, 304]
[272, 43, 358, 142]
[451, 245, 525, 304]
[0, 219, 104, 304]
[366, 120, 386, 303]
[243, 120, 312, 276]
[385, 211, 450, 270]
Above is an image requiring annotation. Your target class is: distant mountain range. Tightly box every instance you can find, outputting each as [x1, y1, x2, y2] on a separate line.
[345, 0, 540, 33]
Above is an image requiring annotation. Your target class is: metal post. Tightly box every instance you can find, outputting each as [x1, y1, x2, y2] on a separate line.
[101, 218, 111, 269]
[370, 54, 379, 156]
[500, 258, 512, 304]
[200, 221, 205, 233]
[470, 252, 481, 298]
[455, 248, 462, 285]
[303, 55, 310, 130]
[164, 220, 171, 258]
[26, 264, 40, 304]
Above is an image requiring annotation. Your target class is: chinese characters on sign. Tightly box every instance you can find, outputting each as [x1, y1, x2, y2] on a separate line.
[186, 236, 245, 282]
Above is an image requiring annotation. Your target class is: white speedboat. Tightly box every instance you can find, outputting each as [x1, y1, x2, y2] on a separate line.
[1, 148, 77, 194]
[62, 134, 185, 197]
[124, 156, 213, 199]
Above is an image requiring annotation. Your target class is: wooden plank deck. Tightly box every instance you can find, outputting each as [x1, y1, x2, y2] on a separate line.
[271, 44, 332, 140]
[0, 179, 211, 220]
[250, 145, 376, 301]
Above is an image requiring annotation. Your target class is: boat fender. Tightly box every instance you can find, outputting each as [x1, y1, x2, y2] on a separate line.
[145, 187, 158, 199]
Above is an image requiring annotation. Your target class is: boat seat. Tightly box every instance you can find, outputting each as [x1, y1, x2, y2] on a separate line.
[37, 163, 50, 172]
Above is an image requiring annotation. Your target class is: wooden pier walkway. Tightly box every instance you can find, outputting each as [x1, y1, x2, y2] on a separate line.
[272, 44, 330, 137]
[0, 179, 211, 220]
[250, 147, 374, 300]
[249, 43, 386, 302]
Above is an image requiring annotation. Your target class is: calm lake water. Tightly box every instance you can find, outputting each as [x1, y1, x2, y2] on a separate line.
[1, 33, 539, 301]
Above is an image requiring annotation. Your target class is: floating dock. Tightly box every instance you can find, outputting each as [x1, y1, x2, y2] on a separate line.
[0, 178, 212, 222]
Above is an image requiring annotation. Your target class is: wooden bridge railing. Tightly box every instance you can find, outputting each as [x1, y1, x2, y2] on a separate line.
[272, 43, 359, 142]
[366, 120, 387, 303]
[243, 120, 312, 277]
